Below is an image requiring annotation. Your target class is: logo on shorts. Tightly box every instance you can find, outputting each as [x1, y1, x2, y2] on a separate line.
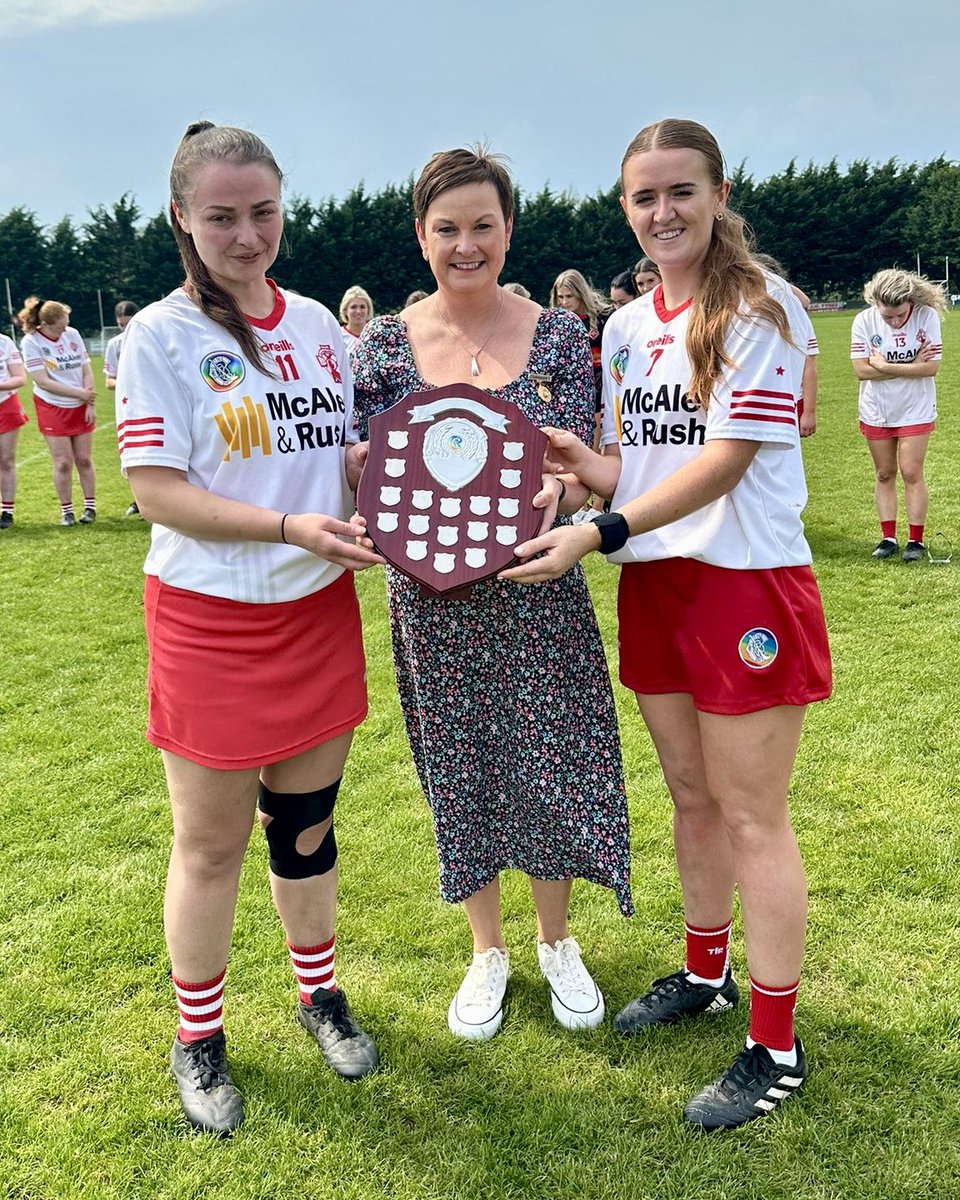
[200, 352, 245, 392]
[738, 627, 779, 670]
[610, 345, 630, 385]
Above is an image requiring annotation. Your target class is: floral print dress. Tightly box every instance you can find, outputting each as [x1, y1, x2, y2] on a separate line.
[352, 307, 632, 915]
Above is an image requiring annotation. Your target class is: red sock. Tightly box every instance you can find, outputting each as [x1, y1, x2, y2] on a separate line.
[881, 520, 897, 540]
[909, 524, 924, 544]
[685, 919, 731, 980]
[749, 977, 799, 1052]
[172, 968, 226, 1044]
[83, 496, 96, 511]
[288, 935, 336, 1003]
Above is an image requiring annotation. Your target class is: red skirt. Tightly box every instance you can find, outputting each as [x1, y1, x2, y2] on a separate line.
[144, 571, 368, 770]
[860, 420, 935, 440]
[34, 396, 95, 438]
[0, 394, 28, 434]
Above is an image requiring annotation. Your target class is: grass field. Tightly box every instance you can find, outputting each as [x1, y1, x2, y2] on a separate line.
[1, 312, 958, 1199]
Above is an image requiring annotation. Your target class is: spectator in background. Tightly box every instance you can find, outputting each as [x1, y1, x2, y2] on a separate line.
[339, 285, 374, 357]
[550, 268, 613, 416]
[404, 289, 429, 306]
[104, 300, 143, 515]
[610, 270, 638, 308]
[0, 330, 28, 528]
[633, 256, 661, 295]
[18, 297, 97, 526]
[503, 281, 531, 298]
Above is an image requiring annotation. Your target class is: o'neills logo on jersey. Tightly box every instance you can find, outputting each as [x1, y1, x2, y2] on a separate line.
[260, 338, 294, 353]
[215, 396, 272, 461]
[200, 352, 246, 392]
[610, 346, 630, 385]
[315, 344, 342, 384]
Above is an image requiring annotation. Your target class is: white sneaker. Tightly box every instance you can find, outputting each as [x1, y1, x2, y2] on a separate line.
[537, 937, 605, 1030]
[447, 947, 510, 1041]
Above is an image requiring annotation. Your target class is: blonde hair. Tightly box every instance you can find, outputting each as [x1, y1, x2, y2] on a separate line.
[18, 297, 70, 332]
[864, 269, 946, 313]
[339, 285, 374, 324]
[621, 118, 792, 409]
[502, 282, 530, 298]
[549, 269, 609, 336]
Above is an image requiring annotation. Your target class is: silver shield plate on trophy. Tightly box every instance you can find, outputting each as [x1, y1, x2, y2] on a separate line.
[422, 417, 488, 491]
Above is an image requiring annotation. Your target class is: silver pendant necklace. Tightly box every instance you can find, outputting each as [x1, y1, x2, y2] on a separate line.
[436, 289, 505, 377]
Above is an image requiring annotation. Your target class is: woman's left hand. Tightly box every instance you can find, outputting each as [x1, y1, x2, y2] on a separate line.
[499, 521, 600, 584]
[345, 441, 369, 491]
[531, 472, 564, 537]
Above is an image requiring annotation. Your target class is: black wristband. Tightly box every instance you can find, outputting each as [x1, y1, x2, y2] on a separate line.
[593, 512, 630, 555]
[280, 513, 289, 544]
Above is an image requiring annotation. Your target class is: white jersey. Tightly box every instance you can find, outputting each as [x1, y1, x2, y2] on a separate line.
[0, 333, 23, 403]
[600, 279, 811, 569]
[22, 326, 89, 407]
[103, 331, 124, 379]
[341, 326, 360, 361]
[850, 305, 942, 426]
[116, 284, 357, 604]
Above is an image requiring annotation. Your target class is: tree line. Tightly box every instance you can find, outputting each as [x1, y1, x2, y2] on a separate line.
[2, 156, 957, 335]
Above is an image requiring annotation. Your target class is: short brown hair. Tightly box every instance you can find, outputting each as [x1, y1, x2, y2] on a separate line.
[413, 146, 514, 225]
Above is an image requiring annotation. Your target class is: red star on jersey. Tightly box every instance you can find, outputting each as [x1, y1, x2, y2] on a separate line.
[775, 366, 785, 376]
[121, 394, 129, 404]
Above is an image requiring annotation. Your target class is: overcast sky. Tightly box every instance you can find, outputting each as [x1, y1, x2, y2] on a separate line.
[3, 0, 957, 230]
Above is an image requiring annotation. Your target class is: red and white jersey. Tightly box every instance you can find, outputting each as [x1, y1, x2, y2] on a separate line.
[341, 326, 360, 358]
[850, 305, 942, 426]
[600, 279, 811, 569]
[103, 331, 125, 379]
[22, 326, 89, 407]
[116, 283, 357, 604]
[0, 333, 23, 403]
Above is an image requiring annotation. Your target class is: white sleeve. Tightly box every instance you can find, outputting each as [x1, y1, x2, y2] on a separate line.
[599, 321, 619, 448]
[115, 319, 195, 471]
[21, 332, 44, 376]
[707, 318, 799, 449]
[850, 311, 870, 359]
[103, 337, 119, 378]
[921, 308, 942, 361]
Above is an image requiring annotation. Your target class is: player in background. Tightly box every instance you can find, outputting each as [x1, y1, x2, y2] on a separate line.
[610, 270, 639, 309]
[18, 297, 97, 526]
[0, 331, 28, 528]
[633, 256, 661, 295]
[503, 117, 832, 1130]
[104, 300, 142, 516]
[850, 269, 944, 561]
[116, 122, 383, 1136]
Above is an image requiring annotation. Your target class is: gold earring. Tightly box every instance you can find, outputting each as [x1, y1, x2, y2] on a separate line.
[715, 212, 724, 222]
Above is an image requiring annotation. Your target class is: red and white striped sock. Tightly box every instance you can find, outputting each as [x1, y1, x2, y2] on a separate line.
[1, 501, 13, 515]
[748, 976, 800, 1057]
[684, 919, 732, 985]
[83, 496, 96, 512]
[61, 501, 74, 518]
[172, 968, 226, 1044]
[288, 936, 336, 1003]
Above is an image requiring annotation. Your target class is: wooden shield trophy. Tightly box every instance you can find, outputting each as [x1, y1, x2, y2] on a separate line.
[356, 384, 548, 596]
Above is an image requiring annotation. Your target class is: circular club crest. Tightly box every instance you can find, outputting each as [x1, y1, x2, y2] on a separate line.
[200, 351, 245, 392]
[357, 383, 548, 596]
[738, 627, 779, 670]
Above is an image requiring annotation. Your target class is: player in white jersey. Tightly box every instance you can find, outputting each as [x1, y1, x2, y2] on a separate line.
[504, 118, 831, 1130]
[117, 122, 383, 1136]
[104, 301, 141, 516]
[0, 332, 28, 528]
[338, 284, 373, 361]
[850, 269, 945, 562]
[18, 297, 97, 525]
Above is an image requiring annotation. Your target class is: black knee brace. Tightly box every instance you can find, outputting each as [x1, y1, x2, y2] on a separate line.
[257, 778, 340, 880]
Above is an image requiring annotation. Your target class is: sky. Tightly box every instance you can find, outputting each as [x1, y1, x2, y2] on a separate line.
[3, 0, 958, 231]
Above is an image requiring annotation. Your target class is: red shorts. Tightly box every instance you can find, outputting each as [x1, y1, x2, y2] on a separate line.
[617, 558, 832, 715]
[34, 396, 95, 438]
[0, 394, 28, 434]
[860, 420, 935, 440]
[144, 571, 368, 770]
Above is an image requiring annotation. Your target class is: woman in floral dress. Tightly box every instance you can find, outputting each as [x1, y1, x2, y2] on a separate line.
[352, 147, 632, 1044]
